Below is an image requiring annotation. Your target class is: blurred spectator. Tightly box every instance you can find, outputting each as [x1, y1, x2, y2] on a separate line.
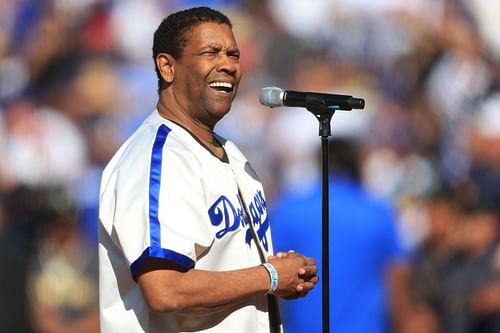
[425, 1, 492, 186]
[271, 138, 411, 333]
[409, 187, 462, 333]
[451, 201, 500, 333]
[426, 199, 500, 333]
[410, 171, 500, 332]
[466, 92, 500, 212]
[26, 187, 99, 333]
[74, 112, 123, 244]
[1, 101, 87, 188]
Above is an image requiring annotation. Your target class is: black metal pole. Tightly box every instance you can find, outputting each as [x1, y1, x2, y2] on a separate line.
[305, 95, 334, 333]
[321, 135, 330, 333]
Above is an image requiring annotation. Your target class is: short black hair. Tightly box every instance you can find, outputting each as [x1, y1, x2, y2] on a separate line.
[152, 7, 233, 92]
[328, 138, 362, 182]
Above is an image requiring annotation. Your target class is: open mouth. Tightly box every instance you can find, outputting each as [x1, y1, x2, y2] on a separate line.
[209, 81, 234, 94]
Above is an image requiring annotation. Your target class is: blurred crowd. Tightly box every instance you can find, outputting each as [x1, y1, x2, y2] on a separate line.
[1, 0, 499, 332]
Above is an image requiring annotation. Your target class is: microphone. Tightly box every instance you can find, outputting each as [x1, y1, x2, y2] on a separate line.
[259, 87, 365, 111]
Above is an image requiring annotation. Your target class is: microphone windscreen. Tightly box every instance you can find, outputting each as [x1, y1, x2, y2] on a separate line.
[259, 87, 283, 107]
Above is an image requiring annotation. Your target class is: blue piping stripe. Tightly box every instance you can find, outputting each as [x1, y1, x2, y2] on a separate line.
[149, 124, 170, 248]
[129, 124, 195, 281]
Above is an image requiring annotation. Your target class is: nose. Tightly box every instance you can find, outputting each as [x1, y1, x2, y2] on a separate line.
[217, 52, 239, 75]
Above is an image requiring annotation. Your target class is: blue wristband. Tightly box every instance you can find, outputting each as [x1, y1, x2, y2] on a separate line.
[262, 262, 279, 295]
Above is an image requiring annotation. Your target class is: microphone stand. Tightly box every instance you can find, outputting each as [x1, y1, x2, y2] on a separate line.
[305, 95, 336, 333]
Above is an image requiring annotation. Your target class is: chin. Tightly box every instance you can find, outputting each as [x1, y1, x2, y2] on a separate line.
[203, 108, 229, 127]
[213, 109, 231, 122]
[213, 102, 233, 116]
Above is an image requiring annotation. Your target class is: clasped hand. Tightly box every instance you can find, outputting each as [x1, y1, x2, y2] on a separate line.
[267, 251, 318, 299]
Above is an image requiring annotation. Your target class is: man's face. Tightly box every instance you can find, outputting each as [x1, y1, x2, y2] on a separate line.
[172, 22, 242, 126]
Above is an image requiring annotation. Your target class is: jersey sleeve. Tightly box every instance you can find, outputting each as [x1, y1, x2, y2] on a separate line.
[145, 137, 215, 272]
[101, 125, 214, 282]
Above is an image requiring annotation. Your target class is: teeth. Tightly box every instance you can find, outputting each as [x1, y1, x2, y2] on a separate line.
[209, 82, 233, 89]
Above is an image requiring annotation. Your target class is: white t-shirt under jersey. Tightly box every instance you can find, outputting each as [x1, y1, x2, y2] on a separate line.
[98, 110, 275, 333]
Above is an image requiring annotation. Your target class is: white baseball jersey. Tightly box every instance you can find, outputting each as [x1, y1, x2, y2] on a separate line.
[98, 110, 275, 333]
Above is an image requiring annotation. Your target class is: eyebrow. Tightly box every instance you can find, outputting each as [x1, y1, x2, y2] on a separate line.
[202, 43, 239, 53]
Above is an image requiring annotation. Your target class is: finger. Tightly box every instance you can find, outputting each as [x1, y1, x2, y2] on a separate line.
[298, 265, 318, 277]
[307, 275, 319, 284]
[299, 281, 316, 292]
[305, 257, 316, 266]
[268, 252, 285, 260]
[276, 252, 289, 259]
[293, 287, 310, 299]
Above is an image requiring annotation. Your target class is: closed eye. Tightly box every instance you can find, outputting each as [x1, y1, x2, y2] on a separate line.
[200, 46, 221, 55]
[201, 50, 218, 57]
[228, 51, 240, 60]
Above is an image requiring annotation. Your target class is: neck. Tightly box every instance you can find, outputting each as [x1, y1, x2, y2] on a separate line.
[157, 95, 215, 145]
[156, 97, 225, 159]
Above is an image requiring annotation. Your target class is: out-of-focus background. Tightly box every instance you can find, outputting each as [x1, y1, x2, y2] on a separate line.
[1, 0, 499, 332]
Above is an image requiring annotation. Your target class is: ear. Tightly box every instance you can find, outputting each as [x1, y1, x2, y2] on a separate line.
[156, 53, 175, 84]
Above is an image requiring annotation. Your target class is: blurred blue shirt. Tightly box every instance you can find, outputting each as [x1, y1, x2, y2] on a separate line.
[271, 175, 406, 333]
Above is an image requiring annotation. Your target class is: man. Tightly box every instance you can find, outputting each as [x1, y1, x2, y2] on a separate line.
[271, 138, 410, 333]
[98, 7, 318, 333]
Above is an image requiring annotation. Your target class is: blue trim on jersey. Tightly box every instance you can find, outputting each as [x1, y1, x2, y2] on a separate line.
[131, 247, 196, 281]
[129, 124, 195, 282]
[149, 124, 170, 248]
